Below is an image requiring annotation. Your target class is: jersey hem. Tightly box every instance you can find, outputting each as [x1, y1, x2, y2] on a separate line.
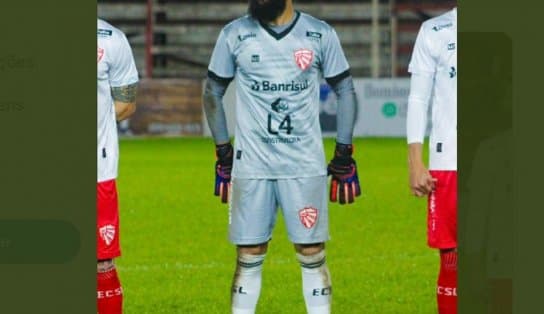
[109, 77, 139, 88]
[232, 172, 327, 180]
[98, 175, 118, 183]
[325, 69, 351, 86]
[408, 67, 436, 74]
[207, 70, 234, 83]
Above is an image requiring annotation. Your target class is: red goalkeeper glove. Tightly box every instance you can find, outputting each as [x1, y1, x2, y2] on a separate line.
[327, 143, 362, 204]
[214, 143, 233, 203]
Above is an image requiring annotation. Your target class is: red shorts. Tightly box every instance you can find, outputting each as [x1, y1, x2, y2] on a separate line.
[427, 171, 457, 249]
[97, 179, 121, 260]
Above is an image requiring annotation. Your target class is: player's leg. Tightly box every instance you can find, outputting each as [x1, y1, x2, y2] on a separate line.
[277, 176, 331, 314]
[97, 180, 123, 314]
[232, 243, 268, 314]
[438, 247, 457, 314]
[229, 178, 278, 314]
[97, 259, 123, 314]
[295, 243, 331, 314]
[428, 171, 458, 314]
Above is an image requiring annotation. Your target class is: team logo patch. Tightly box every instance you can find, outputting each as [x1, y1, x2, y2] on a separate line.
[97, 47, 104, 63]
[299, 207, 318, 229]
[294, 49, 314, 71]
[99, 224, 116, 246]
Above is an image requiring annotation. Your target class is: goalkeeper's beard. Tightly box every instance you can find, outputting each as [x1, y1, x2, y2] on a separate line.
[248, 0, 287, 24]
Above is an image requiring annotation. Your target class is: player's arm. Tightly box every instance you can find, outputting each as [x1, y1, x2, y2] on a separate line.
[203, 28, 235, 203]
[109, 31, 139, 122]
[322, 27, 361, 204]
[406, 25, 437, 197]
[203, 74, 231, 145]
[327, 73, 357, 145]
[112, 83, 138, 121]
[407, 73, 436, 196]
[203, 75, 233, 203]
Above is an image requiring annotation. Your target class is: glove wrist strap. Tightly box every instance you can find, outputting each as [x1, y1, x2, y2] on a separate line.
[216, 142, 233, 159]
[335, 143, 353, 157]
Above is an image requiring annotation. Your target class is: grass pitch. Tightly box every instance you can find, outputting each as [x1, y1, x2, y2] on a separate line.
[117, 137, 435, 313]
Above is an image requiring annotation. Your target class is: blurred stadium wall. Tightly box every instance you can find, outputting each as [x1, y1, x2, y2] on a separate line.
[98, 0, 454, 137]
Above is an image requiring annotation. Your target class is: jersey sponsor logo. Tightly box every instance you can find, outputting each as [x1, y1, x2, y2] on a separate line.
[448, 43, 456, 50]
[250, 80, 309, 92]
[271, 98, 289, 113]
[99, 224, 116, 246]
[260, 136, 301, 144]
[251, 54, 260, 63]
[299, 207, 318, 229]
[432, 23, 453, 32]
[97, 28, 113, 37]
[306, 31, 322, 39]
[449, 66, 457, 78]
[238, 33, 257, 42]
[294, 48, 314, 71]
[97, 47, 104, 63]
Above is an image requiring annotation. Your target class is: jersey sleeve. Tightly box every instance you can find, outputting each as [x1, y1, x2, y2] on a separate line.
[208, 28, 236, 80]
[321, 27, 350, 81]
[408, 25, 437, 74]
[109, 32, 139, 88]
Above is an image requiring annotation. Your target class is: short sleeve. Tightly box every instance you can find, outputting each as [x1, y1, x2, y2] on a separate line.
[109, 32, 139, 87]
[321, 28, 350, 80]
[208, 29, 236, 79]
[408, 25, 437, 74]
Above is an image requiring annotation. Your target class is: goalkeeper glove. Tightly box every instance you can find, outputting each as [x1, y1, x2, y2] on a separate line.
[327, 143, 361, 204]
[214, 142, 233, 203]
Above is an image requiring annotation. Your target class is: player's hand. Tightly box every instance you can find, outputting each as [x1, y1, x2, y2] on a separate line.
[327, 143, 362, 204]
[408, 162, 437, 197]
[215, 142, 233, 203]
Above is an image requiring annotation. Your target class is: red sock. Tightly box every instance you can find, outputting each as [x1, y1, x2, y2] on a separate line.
[97, 267, 123, 314]
[437, 250, 457, 314]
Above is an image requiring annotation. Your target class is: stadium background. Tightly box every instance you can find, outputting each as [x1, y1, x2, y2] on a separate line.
[97, 1, 455, 313]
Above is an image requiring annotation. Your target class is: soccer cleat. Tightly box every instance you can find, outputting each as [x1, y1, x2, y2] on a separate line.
[214, 143, 233, 203]
[327, 143, 361, 204]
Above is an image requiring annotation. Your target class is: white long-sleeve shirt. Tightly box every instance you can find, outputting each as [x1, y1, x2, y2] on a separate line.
[407, 8, 457, 171]
[97, 19, 139, 182]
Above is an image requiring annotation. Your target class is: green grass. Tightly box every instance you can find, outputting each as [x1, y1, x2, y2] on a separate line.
[116, 137, 436, 313]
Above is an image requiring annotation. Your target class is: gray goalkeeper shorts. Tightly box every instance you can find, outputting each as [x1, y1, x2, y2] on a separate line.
[228, 176, 329, 245]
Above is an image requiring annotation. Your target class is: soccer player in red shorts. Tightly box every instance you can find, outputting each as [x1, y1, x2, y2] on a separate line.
[97, 19, 139, 314]
[406, 7, 457, 314]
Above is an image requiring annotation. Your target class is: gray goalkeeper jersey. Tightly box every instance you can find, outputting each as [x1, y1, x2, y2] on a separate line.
[208, 11, 350, 179]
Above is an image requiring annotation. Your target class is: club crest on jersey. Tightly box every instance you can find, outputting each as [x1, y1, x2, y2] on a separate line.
[99, 224, 116, 246]
[97, 47, 104, 63]
[299, 207, 318, 229]
[294, 49, 313, 71]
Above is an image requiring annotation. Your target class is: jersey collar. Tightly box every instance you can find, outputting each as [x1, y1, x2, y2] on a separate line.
[259, 11, 301, 40]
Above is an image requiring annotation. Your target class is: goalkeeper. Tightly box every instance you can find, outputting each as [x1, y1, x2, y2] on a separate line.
[202, 0, 360, 313]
